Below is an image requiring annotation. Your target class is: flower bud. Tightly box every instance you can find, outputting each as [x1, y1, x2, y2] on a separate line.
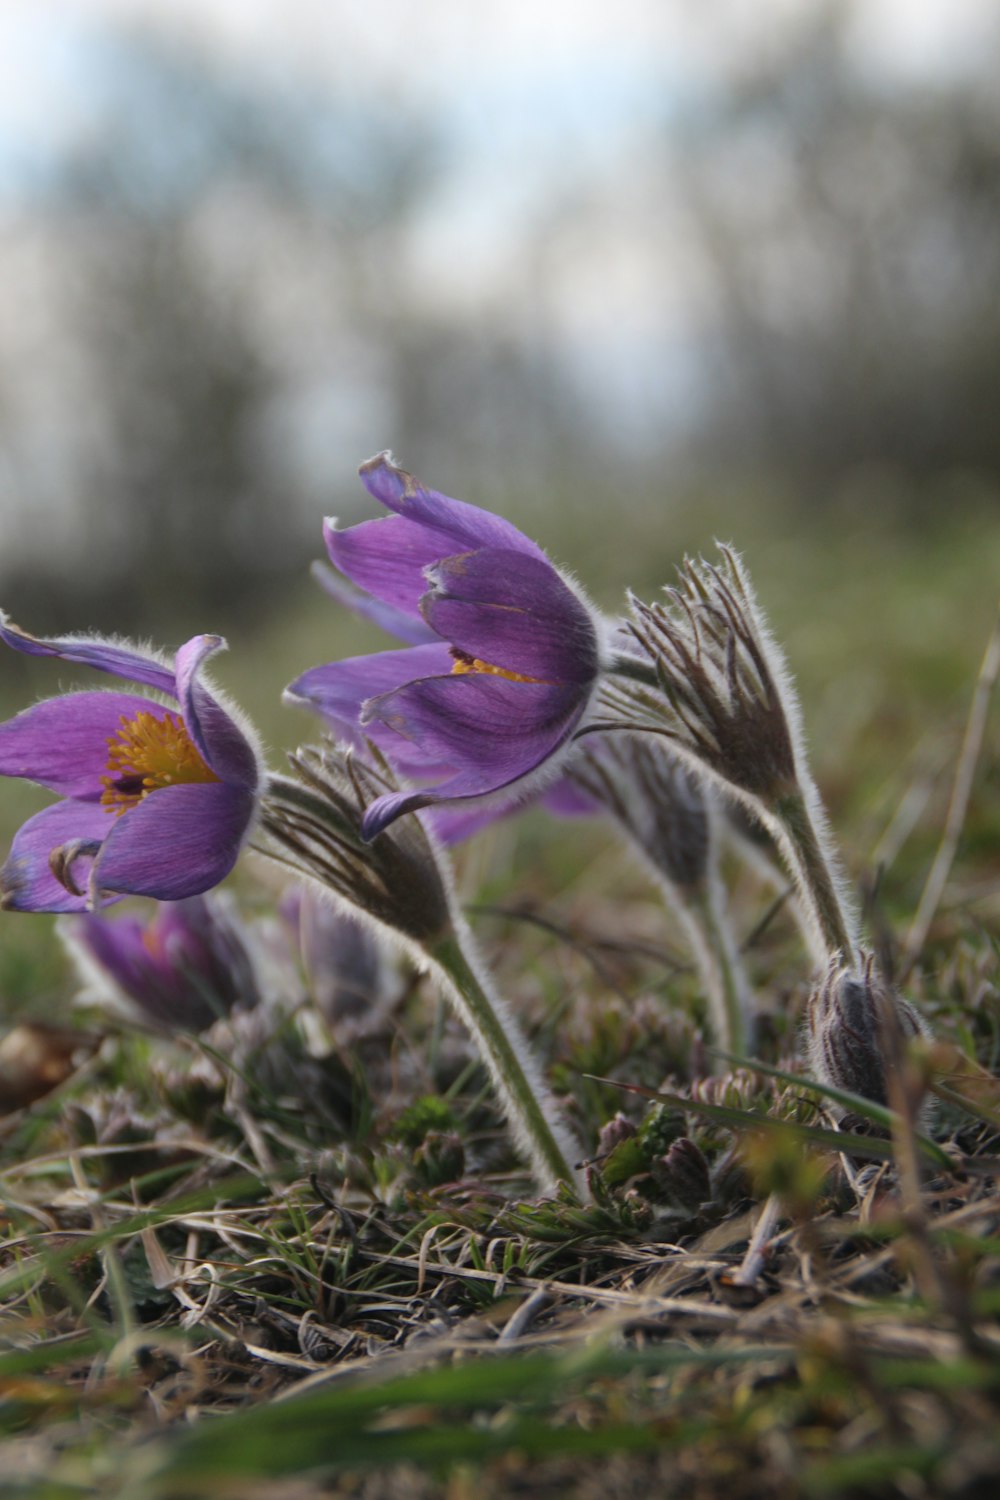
[805, 953, 929, 1106]
[648, 1136, 711, 1207]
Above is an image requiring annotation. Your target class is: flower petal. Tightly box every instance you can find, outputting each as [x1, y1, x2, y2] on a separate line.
[285, 643, 456, 772]
[93, 782, 255, 901]
[174, 636, 259, 789]
[68, 911, 152, 1000]
[325, 514, 458, 617]
[422, 548, 599, 685]
[0, 691, 154, 799]
[427, 799, 523, 845]
[361, 675, 585, 838]
[312, 561, 439, 645]
[0, 800, 114, 913]
[0, 614, 177, 696]
[359, 452, 546, 560]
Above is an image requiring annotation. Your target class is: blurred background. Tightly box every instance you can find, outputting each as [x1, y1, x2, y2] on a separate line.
[0, 0, 998, 1004]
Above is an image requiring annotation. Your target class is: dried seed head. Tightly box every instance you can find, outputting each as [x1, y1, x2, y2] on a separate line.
[566, 737, 711, 889]
[260, 746, 453, 947]
[805, 952, 930, 1107]
[602, 547, 802, 808]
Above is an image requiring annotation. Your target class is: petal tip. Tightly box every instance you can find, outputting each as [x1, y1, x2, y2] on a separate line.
[358, 449, 395, 478]
[358, 451, 421, 510]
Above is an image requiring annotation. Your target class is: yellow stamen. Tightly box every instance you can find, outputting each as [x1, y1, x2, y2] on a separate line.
[100, 709, 219, 817]
[450, 651, 545, 685]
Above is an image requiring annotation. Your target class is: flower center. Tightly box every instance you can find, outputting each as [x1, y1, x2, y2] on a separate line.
[100, 709, 219, 817]
[449, 648, 546, 685]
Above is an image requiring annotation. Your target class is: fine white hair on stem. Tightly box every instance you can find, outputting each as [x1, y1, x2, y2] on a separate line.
[428, 914, 586, 1198]
[256, 742, 583, 1198]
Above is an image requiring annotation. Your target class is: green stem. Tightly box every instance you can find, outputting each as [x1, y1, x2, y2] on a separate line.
[429, 927, 584, 1200]
[687, 880, 751, 1059]
[769, 789, 857, 964]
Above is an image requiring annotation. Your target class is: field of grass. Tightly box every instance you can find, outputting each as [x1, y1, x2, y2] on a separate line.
[0, 488, 998, 1498]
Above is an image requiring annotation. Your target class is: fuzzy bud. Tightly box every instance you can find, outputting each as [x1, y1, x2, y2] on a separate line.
[648, 1136, 711, 1207]
[607, 547, 799, 806]
[60, 893, 260, 1035]
[597, 1111, 638, 1156]
[261, 747, 453, 947]
[805, 953, 930, 1107]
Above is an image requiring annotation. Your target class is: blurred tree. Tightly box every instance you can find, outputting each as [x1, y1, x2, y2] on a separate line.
[675, 1, 1000, 491]
[0, 26, 443, 629]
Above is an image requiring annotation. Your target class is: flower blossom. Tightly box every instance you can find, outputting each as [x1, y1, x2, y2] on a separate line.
[61, 893, 261, 1033]
[286, 453, 604, 839]
[0, 618, 262, 912]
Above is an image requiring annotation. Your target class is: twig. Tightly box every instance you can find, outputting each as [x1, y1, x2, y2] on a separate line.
[902, 604, 1000, 977]
[498, 1285, 553, 1341]
[727, 1192, 783, 1289]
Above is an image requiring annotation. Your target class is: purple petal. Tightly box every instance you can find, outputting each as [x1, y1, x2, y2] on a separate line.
[422, 548, 598, 685]
[1, 800, 115, 913]
[175, 636, 258, 789]
[428, 799, 524, 845]
[428, 768, 597, 844]
[285, 643, 456, 773]
[69, 912, 152, 996]
[93, 782, 255, 901]
[361, 675, 586, 838]
[359, 452, 546, 560]
[0, 614, 177, 696]
[325, 514, 458, 617]
[311, 561, 438, 645]
[0, 691, 154, 800]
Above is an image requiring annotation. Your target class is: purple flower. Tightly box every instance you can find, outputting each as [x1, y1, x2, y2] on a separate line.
[61, 893, 261, 1033]
[0, 618, 262, 912]
[285, 453, 603, 839]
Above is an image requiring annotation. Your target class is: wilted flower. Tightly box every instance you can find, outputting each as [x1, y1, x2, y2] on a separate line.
[286, 452, 604, 839]
[60, 893, 261, 1034]
[0, 619, 262, 911]
[805, 952, 930, 1107]
[607, 548, 857, 965]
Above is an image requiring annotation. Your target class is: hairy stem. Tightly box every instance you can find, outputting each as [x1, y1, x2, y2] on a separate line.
[768, 789, 857, 965]
[429, 925, 585, 1199]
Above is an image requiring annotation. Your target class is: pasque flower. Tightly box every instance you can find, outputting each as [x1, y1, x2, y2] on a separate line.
[286, 452, 604, 840]
[60, 893, 261, 1033]
[0, 618, 262, 912]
